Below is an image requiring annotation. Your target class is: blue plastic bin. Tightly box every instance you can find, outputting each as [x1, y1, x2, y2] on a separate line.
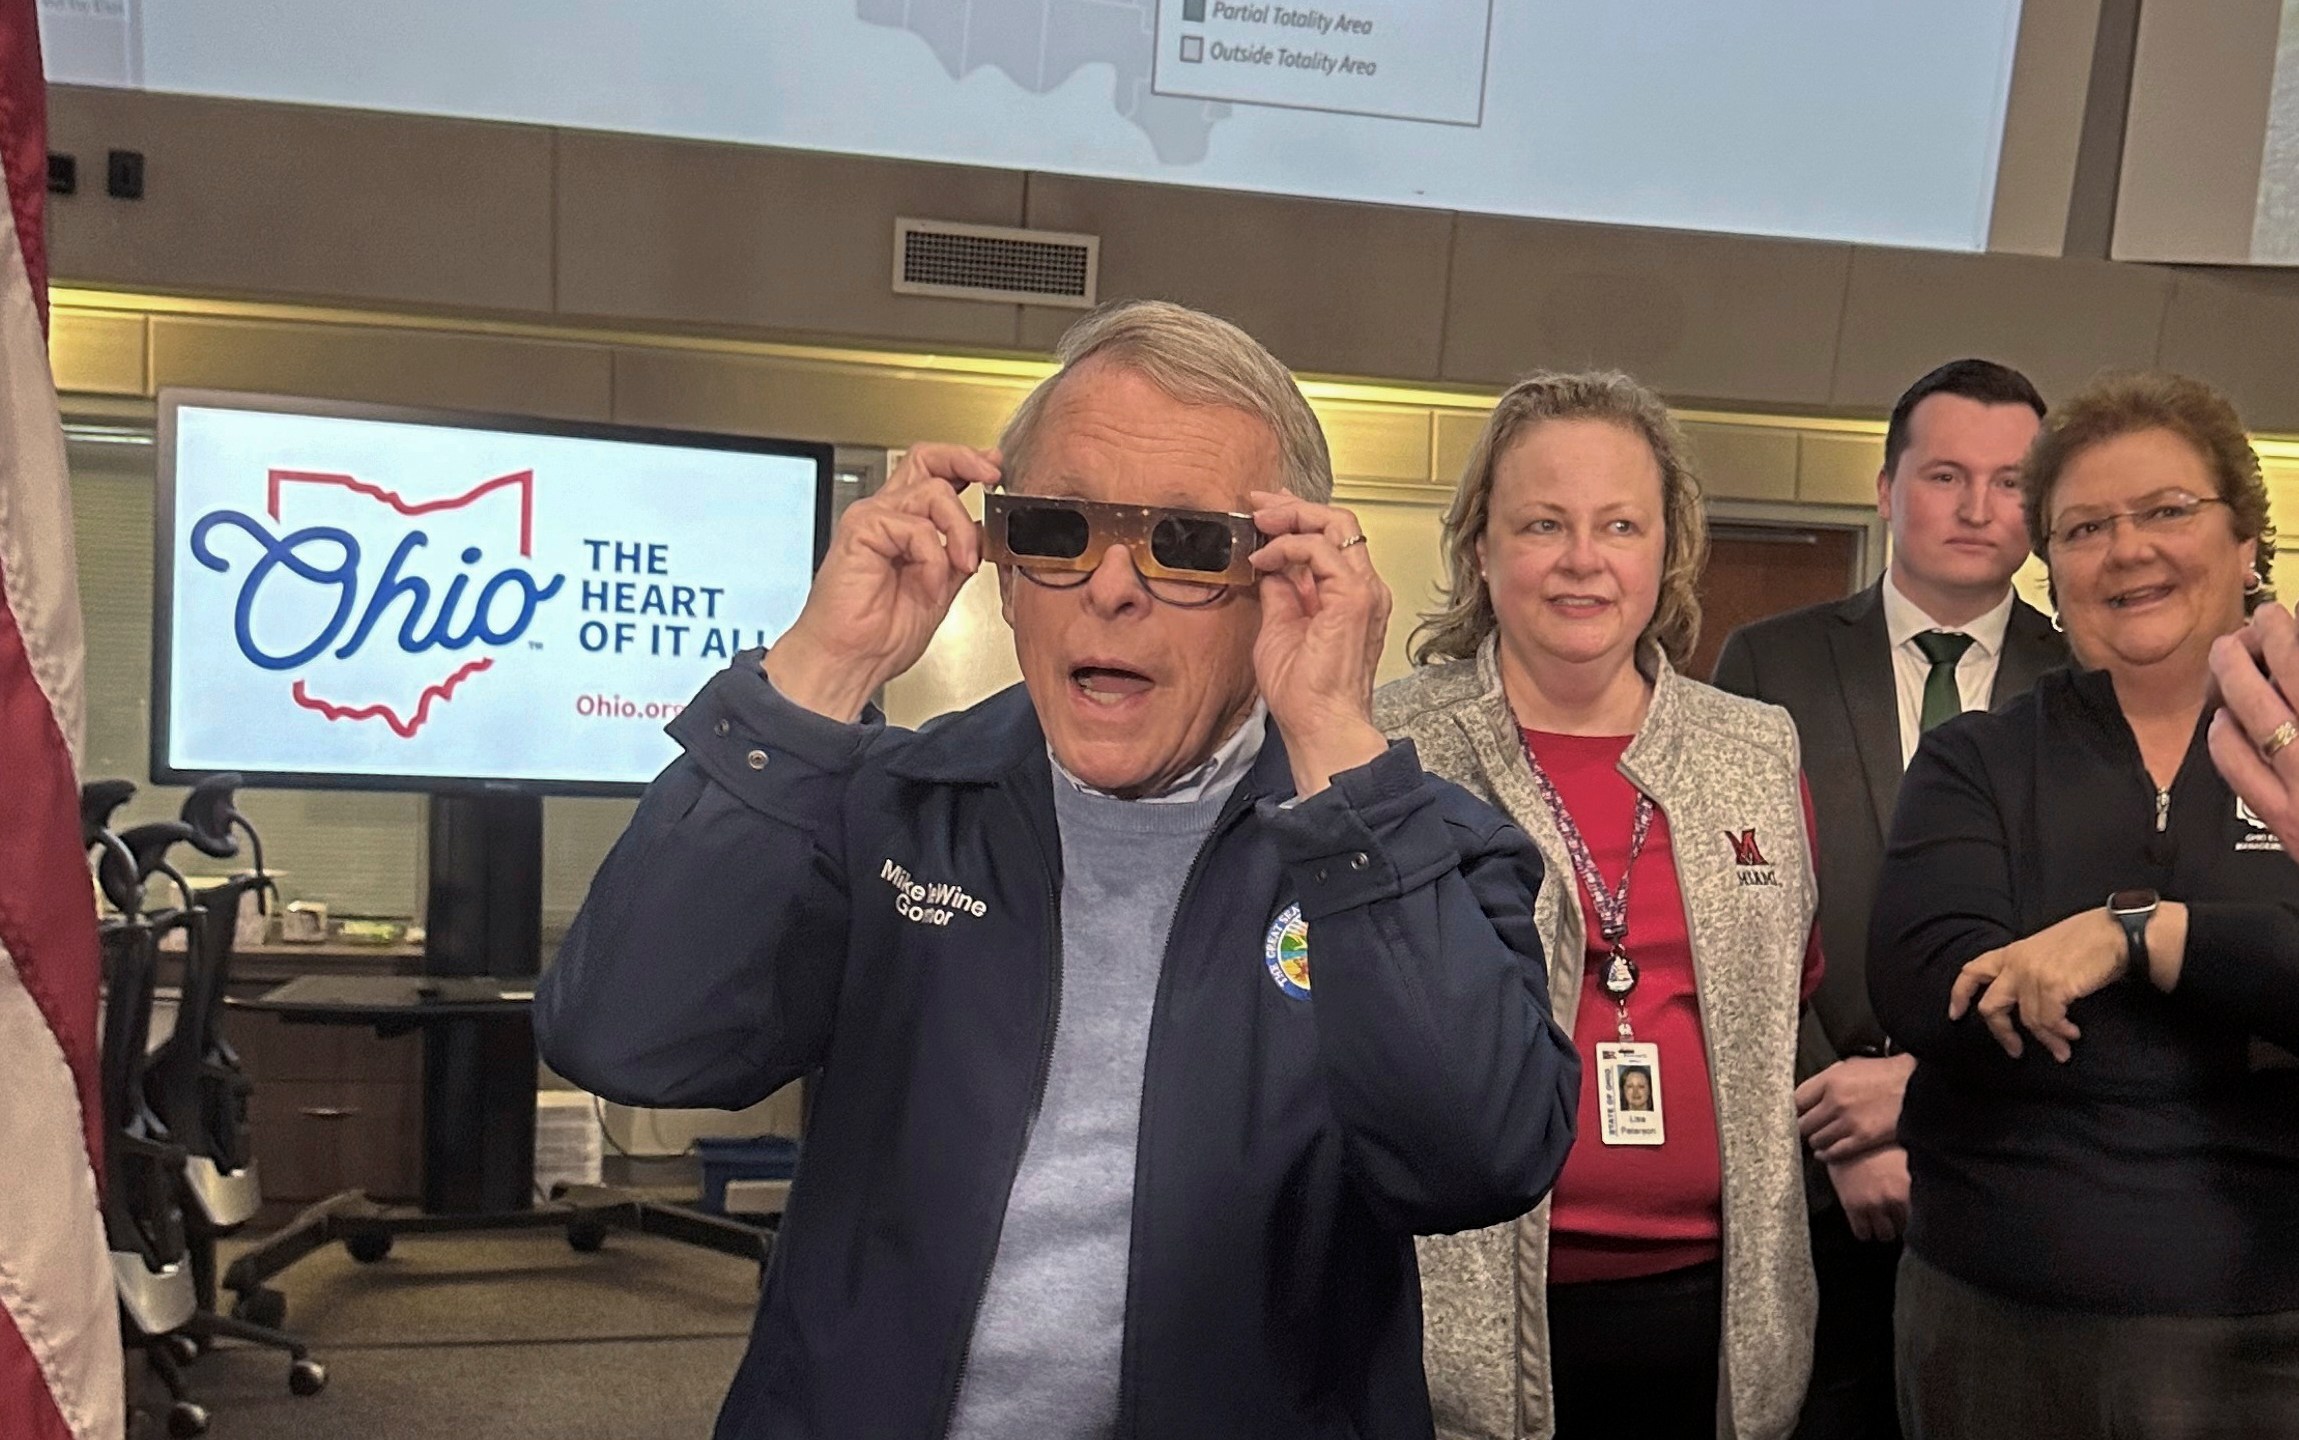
[697, 1135, 801, 1215]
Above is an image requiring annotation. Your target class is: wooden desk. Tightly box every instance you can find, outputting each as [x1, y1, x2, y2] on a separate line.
[209, 956, 427, 1206]
[231, 975, 537, 1215]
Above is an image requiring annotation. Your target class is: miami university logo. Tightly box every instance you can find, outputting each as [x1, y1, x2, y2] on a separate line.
[1725, 828, 1781, 888]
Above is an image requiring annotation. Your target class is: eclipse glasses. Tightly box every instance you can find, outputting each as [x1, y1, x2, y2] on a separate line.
[983, 493, 1264, 606]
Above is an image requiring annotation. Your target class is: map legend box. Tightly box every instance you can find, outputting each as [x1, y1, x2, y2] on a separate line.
[1152, 0, 1494, 127]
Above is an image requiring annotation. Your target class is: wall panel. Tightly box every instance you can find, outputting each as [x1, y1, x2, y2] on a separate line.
[1797, 432, 1887, 508]
[2110, 0, 2283, 263]
[47, 87, 555, 312]
[2158, 274, 2299, 434]
[149, 318, 615, 420]
[1021, 178, 1453, 381]
[1441, 217, 1851, 406]
[557, 132, 1028, 348]
[1682, 424, 1798, 503]
[612, 349, 1033, 449]
[49, 308, 145, 396]
[28, 76, 2299, 423]
[1832, 247, 2172, 410]
[1988, 0, 2108, 255]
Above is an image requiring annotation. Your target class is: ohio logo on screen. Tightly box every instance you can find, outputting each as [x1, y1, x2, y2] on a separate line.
[188, 468, 564, 738]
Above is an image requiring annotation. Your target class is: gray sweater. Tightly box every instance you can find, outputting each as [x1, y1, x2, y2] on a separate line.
[945, 745, 1247, 1439]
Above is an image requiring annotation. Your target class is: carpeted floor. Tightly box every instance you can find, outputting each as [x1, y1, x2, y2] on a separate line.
[131, 1228, 762, 1439]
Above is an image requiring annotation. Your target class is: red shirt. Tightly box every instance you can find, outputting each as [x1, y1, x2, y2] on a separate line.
[1524, 728, 1824, 1285]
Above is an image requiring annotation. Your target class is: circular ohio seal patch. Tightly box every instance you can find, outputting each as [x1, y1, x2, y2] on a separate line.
[1263, 903, 1311, 999]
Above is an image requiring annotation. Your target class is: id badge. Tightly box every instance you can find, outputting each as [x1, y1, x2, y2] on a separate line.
[1596, 1041, 1665, 1146]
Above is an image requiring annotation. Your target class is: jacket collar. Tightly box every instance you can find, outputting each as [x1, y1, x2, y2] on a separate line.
[881, 682, 1298, 802]
[1833, 581, 1884, 627]
[1458, 631, 1695, 799]
[1991, 595, 2069, 705]
[1445, 631, 1688, 1007]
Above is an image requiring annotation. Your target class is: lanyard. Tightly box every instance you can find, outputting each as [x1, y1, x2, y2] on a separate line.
[1519, 731, 1655, 1041]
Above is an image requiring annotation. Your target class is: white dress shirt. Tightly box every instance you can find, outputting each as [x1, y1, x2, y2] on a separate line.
[1881, 573, 2015, 767]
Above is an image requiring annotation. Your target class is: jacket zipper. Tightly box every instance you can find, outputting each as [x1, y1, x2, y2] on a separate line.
[1114, 788, 1259, 1439]
[936, 792, 1066, 1440]
[2155, 787, 2171, 833]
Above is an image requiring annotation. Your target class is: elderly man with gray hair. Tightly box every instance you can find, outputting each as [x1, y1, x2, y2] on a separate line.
[537, 299, 1579, 1440]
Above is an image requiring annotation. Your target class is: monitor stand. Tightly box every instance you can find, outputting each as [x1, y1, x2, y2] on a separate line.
[421, 792, 542, 1214]
[223, 791, 776, 1310]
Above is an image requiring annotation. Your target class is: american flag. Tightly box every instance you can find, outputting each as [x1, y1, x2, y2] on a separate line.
[0, 2, 126, 1436]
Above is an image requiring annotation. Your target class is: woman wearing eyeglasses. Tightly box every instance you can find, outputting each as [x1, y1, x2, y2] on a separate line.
[1870, 372, 2299, 1438]
[1374, 371, 1823, 1440]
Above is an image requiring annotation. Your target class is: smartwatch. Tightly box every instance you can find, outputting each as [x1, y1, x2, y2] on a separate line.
[2107, 888, 2160, 980]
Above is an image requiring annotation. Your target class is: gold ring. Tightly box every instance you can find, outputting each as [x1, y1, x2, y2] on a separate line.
[1336, 534, 1367, 551]
[2266, 720, 2299, 760]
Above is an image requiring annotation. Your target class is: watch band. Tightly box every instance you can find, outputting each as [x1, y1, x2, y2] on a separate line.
[2115, 911, 2149, 978]
[2107, 888, 2160, 981]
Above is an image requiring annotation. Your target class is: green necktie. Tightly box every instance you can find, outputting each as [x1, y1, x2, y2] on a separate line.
[1914, 630, 1977, 732]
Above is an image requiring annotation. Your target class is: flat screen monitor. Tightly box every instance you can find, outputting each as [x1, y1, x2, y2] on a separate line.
[154, 390, 833, 795]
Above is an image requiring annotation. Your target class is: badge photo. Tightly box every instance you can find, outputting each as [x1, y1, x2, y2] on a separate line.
[1263, 903, 1310, 999]
[1596, 1041, 1665, 1146]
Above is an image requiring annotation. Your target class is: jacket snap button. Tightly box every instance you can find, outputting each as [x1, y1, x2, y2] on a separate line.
[746, 749, 768, 770]
[1349, 852, 1369, 870]
[1315, 867, 1328, 883]
[714, 718, 731, 737]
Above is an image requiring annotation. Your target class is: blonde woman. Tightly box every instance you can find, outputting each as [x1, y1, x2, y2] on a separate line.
[1374, 372, 1821, 1440]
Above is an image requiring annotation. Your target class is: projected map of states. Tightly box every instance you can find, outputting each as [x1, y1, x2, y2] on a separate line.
[860, 0, 1494, 156]
[36, 0, 2028, 252]
[857, 0, 1233, 163]
[1151, 0, 1494, 127]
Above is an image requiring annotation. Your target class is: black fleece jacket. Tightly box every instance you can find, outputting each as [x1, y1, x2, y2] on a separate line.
[1870, 665, 2299, 1316]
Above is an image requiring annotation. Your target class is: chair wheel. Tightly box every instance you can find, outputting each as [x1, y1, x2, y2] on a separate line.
[345, 1232, 393, 1264]
[288, 1358, 327, 1396]
[567, 1221, 607, 1253]
[167, 1400, 210, 1438]
[164, 1332, 205, 1365]
[234, 1286, 288, 1328]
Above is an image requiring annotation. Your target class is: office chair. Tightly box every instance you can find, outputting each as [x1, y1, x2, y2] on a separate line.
[84, 782, 322, 1438]
[86, 781, 205, 1437]
[142, 775, 325, 1389]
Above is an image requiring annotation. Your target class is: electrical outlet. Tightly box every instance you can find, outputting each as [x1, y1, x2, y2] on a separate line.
[106, 149, 144, 200]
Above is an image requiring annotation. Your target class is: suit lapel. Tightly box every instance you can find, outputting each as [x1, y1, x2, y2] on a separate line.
[1988, 598, 2066, 706]
[1826, 584, 1904, 847]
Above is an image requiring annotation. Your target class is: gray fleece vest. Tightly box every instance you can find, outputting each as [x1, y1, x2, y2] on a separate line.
[1372, 636, 1818, 1440]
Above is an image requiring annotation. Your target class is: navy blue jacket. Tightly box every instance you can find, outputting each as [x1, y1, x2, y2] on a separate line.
[536, 655, 1578, 1439]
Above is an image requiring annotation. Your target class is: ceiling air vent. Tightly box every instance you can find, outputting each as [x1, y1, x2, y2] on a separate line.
[893, 218, 1100, 308]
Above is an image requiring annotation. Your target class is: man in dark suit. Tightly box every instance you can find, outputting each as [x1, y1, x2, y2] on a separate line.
[1712, 359, 2066, 1440]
